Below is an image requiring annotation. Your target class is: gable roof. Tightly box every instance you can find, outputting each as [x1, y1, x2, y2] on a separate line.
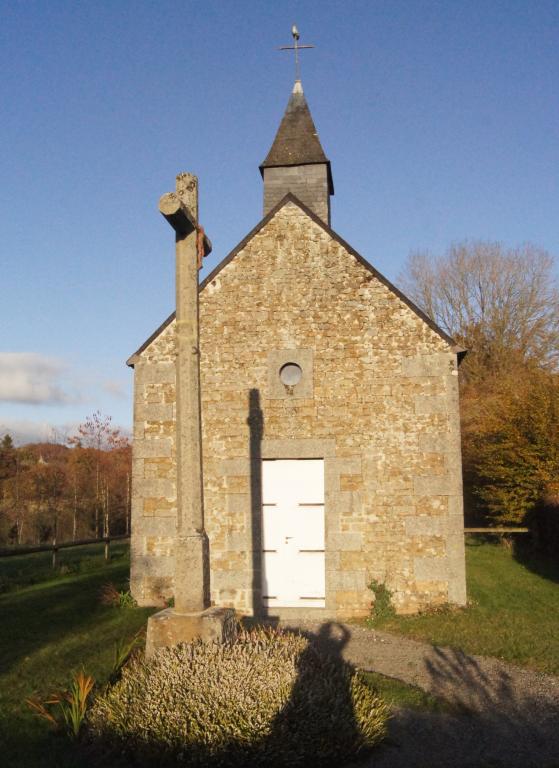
[260, 81, 334, 195]
[127, 193, 464, 366]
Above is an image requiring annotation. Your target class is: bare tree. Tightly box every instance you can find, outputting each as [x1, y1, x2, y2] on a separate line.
[399, 242, 559, 378]
[400, 240, 559, 526]
[68, 412, 129, 540]
[68, 411, 123, 538]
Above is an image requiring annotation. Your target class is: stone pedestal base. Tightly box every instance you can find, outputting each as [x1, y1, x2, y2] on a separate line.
[145, 606, 237, 659]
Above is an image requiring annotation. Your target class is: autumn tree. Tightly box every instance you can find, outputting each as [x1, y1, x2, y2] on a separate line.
[470, 366, 559, 524]
[0, 434, 16, 481]
[32, 453, 67, 544]
[0, 434, 17, 542]
[68, 412, 129, 540]
[0, 417, 131, 547]
[400, 240, 559, 527]
[0, 435, 33, 544]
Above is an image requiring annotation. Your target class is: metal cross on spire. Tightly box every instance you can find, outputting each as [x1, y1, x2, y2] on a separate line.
[278, 24, 315, 82]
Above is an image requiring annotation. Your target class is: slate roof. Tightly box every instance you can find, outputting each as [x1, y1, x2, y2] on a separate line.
[260, 81, 334, 194]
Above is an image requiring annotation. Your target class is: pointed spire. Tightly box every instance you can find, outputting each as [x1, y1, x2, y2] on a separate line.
[260, 81, 334, 195]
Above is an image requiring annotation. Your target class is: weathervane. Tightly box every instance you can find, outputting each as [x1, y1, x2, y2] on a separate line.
[278, 24, 314, 82]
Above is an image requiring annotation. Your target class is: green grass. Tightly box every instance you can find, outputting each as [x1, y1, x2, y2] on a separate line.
[361, 671, 451, 714]
[0, 543, 156, 768]
[372, 538, 559, 675]
[0, 541, 130, 593]
[2, 538, 558, 767]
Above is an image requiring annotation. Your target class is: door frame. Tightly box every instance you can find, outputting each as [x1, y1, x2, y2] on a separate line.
[254, 438, 339, 615]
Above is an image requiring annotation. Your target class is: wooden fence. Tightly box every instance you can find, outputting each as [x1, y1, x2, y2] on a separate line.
[464, 527, 529, 534]
[0, 529, 530, 570]
[0, 534, 130, 568]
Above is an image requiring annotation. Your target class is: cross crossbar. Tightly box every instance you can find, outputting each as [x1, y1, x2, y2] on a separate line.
[278, 25, 315, 81]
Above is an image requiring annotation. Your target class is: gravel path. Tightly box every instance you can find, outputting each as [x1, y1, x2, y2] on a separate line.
[279, 620, 559, 768]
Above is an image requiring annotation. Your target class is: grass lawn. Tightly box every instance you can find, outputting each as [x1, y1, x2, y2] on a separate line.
[372, 538, 559, 675]
[0, 543, 156, 768]
[0, 541, 131, 593]
[1, 543, 453, 768]
[2, 538, 557, 767]
[361, 670, 452, 714]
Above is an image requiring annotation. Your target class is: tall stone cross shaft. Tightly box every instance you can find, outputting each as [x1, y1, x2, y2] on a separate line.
[159, 173, 210, 613]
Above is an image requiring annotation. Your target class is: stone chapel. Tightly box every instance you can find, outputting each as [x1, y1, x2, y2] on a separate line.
[128, 79, 467, 618]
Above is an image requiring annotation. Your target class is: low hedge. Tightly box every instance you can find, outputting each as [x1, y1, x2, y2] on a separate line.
[89, 626, 389, 766]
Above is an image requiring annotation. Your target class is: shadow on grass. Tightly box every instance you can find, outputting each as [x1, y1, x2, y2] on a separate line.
[0, 543, 129, 593]
[371, 644, 559, 768]
[0, 564, 131, 674]
[467, 531, 559, 585]
[0, 560, 153, 768]
[512, 537, 559, 586]
[0, 717, 85, 768]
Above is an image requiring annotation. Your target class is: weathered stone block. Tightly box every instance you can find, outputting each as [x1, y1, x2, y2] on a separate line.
[327, 532, 363, 551]
[329, 569, 367, 591]
[145, 607, 237, 658]
[134, 438, 173, 458]
[414, 555, 448, 581]
[414, 395, 449, 415]
[218, 457, 251, 476]
[135, 478, 175, 498]
[405, 516, 447, 537]
[418, 432, 450, 453]
[402, 352, 452, 377]
[413, 476, 451, 496]
[261, 437, 336, 458]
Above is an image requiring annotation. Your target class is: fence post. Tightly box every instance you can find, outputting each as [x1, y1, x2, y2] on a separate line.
[52, 538, 57, 570]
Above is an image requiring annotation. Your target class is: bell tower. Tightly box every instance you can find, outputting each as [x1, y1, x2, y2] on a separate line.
[260, 79, 334, 225]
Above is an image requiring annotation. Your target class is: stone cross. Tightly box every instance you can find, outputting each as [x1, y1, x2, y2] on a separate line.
[144, 175, 235, 657]
[159, 174, 209, 613]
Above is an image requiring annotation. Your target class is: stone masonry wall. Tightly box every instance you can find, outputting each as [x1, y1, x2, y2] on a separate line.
[130, 201, 466, 617]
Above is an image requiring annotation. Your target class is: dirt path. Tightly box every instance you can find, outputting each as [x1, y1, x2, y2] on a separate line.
[280, 620, 559, 768]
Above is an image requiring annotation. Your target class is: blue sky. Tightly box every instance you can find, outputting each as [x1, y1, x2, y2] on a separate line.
[1, 0, 558, 443]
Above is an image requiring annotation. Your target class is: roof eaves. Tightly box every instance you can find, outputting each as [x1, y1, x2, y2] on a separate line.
[126, 311, 175, 368]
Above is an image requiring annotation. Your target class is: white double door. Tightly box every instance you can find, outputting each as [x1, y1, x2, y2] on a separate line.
[261, 459, 325, 608]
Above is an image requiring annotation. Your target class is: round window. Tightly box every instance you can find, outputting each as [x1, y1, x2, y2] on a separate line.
[279, 362, 302, 386]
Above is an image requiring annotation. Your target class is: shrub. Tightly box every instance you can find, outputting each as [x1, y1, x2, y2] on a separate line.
[88, 627, 389, 766]
[99, 582, 136, 608]
[368, 579, 395, 623]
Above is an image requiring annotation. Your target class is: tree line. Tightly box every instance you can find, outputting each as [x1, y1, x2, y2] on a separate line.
[2, 243, 557, 550]
[401, 241, 559, 551]
[0, 412, 131, 548]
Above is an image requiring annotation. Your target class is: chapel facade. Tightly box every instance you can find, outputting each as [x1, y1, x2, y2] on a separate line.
[128, 80, 467, 618]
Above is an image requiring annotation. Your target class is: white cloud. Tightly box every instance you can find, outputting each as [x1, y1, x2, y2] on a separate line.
[102, 379, 128, 399]
[0, 353, 79, 405]
[0, 418, 77, 445]
[0, 418, 131, 447]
